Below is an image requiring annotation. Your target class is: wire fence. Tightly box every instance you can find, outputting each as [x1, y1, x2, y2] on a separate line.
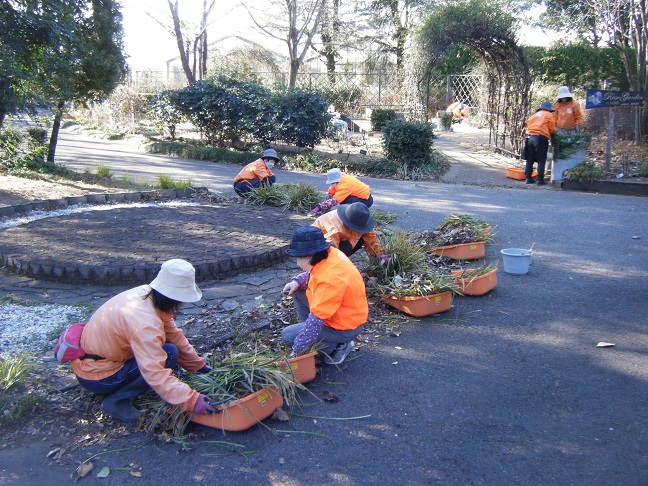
[128, 70, 484, 118]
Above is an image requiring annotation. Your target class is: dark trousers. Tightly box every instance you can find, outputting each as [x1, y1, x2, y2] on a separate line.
[340, 194, 373, 208]
[338, 238, 364, 257]
[524, 135, 549, 181]
[234, 176, 276, 197]
[76, 343, 179, 395]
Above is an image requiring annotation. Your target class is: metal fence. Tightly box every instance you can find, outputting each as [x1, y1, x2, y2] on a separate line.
[128, 70, 484, 118]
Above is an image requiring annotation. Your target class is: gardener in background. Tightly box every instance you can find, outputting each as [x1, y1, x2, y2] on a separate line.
[233, 148, 280, 197]
[554, 86, 583, 134]
[310, 168, 373, 214]
[312, 202, 387, 264]
[282, 226, 368, 365]
[524, 101, 556, 186]
[72, 259, 216, 422]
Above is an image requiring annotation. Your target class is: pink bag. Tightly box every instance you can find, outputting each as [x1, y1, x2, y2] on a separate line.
[54, 322, 87, 363]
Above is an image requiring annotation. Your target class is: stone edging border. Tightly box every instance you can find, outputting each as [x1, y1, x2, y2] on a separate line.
[0, 187, 292, 284]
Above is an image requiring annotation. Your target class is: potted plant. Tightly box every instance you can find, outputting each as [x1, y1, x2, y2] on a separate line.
[420, 214, 493, 260]
[451, 261, 498, 296]
[364, 231, 459, 317]
[142, 346, 305, 434]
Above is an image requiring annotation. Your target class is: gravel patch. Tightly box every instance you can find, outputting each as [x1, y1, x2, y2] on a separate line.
[0, 303, 88, 357]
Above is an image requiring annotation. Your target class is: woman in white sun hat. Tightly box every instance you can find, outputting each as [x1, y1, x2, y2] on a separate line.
[71, 259, 216, 422]
[554, 86, 583, 133]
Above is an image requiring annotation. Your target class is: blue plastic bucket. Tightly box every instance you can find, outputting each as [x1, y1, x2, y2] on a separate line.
[500, 248, 533, 275]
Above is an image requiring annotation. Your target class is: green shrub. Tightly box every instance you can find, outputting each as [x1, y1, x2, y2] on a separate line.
[0, 127, 22, 158]
[96, 164, 113, 179]
[382, 119, 436, 168]
[563, 161, 606, 182]
[272, 90, 330, 148]
[638, 162, 648, 177]
[145, 140, 252, 165]
[370, 109, 398, 132]
[26, 127, 47, 147]
[246, 182, 320, 212]
[552, 132, 592, 160]
[146, 90, 186, 140]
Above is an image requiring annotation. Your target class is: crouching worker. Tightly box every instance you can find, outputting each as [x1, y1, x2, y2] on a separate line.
[282, 226, 368, 365]
[72, 259, 216, 422]
[233, 148, 280, 197]
[310, 168, 373, 214]
[313, 202, 387, 264]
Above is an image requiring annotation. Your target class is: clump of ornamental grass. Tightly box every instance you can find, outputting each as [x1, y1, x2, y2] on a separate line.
[246, 182, 320, 213]
[158, 175, 193, 189]
[0, 353, 36, 391]
[418, 214, 493, 248]
[371, 209, 398, 227]
[140, 344, 307, 438]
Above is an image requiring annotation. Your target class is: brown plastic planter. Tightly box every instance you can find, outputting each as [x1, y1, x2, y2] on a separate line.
[277, 351, 317, 384]
[430, 241, 486, 260]
[451, 268, 498, 296]
[382, 291, 453, 317]
[190, 387, 283, 432]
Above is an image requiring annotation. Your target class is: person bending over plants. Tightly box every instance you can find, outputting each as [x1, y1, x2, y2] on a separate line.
[310, 168, 373, 214]
[312, 202, 387, 264]
[281, 226, 368, 365]
[71, 259, 216, 422]
[233, 148, 280, 197]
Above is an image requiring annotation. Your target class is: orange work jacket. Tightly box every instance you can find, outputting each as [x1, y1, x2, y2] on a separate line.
[553, 100, 583, 130]
[306, 248, 368, 330]
[328, 174, 371, 204]
[234, 159, 274, 183]
[526, 110, 556, 139]
[312, 210, 384, 257]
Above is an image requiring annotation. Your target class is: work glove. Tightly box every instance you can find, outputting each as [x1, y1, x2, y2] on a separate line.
[197, 365, 212, 374]
[283, 281, 299, 296]
[309, 204, 321, 215]
[378, 254, 388, 265]
[194, 394, 216, 415]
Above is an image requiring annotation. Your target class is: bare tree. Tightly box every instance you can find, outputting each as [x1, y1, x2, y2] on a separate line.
[245, 0, 326, 88]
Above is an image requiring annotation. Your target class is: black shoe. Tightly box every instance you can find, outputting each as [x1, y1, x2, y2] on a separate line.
[525, 179, 534, 184]
[101, 375, 150, 422]
[324, 341, 355, 365]
[536, 180, 547, 186]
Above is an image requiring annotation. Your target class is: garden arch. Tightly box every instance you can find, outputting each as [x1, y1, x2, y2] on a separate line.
[412, 1, 531, 154]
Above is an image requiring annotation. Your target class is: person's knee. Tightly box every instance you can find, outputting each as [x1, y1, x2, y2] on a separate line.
[163, 343, 179, 368]
[338, 240, 353, 256]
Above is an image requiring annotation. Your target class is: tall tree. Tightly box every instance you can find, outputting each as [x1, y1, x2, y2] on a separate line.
[245, 0, 326, 88]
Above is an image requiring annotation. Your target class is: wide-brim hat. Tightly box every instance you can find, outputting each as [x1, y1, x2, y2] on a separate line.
[537, 101, 555, 112]
[556, 86, 573, 100]
[337, 203, 374, 234]
[286, 226, 331, 257]
[326, 168, 342, 184]
[261, 148, 280, 161]
[150, 259, 202, 303]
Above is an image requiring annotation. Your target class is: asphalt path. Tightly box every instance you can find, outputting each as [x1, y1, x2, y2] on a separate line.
[8, 128, 647, 484]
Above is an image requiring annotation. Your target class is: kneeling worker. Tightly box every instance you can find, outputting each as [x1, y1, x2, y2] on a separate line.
[233, 148, 280, 197]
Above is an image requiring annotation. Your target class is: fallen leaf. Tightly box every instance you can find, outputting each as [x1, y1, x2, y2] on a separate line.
[272, 408, 290, 422]
[97, 467, 110, 478]
[130, 470, 142, 478]
[392, 361, 398, 365]
[390, 331, 401, 337]
[394, 346, 402, 350]
[279, 457, 285, 465]
[47, 447, 65, 460]
[72, 462, 93, 482]
[631, 236, 640, 239]
[322, 391, 340, 402]
[596, 342, 615, 347]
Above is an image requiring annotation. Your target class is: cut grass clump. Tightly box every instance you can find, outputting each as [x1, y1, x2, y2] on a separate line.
[0, 353, 35, 391]
[418, 214, 493, 248]
[95, 164, 113, 179]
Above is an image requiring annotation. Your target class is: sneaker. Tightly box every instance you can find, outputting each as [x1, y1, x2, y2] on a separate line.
[324, 341, 355, 365]
[536, 180, 547, 186]
[525, 179, 534, 184]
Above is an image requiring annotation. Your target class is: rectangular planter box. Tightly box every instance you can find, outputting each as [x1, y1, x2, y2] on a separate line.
[277, 351, 317, 384]
[562, 179, 648, 197]
[190, 387, 283, 432]
[430, 241, 486, 260]
[382, 291, 453, 317]
[451, 268, 498, 296]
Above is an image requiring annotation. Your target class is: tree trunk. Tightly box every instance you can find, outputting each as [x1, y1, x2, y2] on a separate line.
[168, 0, 195, 84]
[47, 100, 65, 163]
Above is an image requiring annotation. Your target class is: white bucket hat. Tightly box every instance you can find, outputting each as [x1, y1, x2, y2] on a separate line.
[557, 86, 573, 100]
[326, 168, 342, 184]
[150, 259, 202, 303]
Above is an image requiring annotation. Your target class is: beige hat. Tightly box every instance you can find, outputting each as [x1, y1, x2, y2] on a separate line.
[150, 259, 202, 303]
[557, 86, 573, 99]
[326, 168, 342, 184]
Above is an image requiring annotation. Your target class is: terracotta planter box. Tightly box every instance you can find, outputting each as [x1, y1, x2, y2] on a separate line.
[506, 168, 537, 180]
[190, 387, 283, 432]
[382, 291, 453, 317]
[451, 268, 498, 296]
[277, 351, 317, 384]
[430, 241, 486, 260]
